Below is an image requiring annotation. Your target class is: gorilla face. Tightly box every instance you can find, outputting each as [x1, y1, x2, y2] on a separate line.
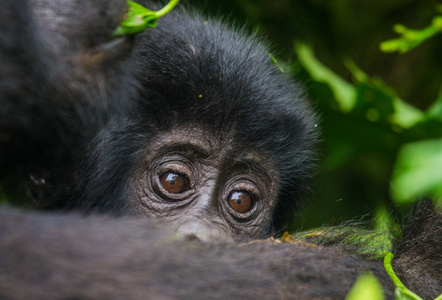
[129, 126, 279, 242]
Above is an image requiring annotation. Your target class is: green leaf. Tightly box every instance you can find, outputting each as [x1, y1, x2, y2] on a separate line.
[344, 59, 424, 128]
[426, 91, 442, 121]
[380, 16, 442, 54]
[295, 42, 357, 112]
[390, 98, 425, 129]
[391, 138, 442, 205]
[345, 273, 384, 300]
[113, 0, 180, 36]
[296, 45, 424, 128]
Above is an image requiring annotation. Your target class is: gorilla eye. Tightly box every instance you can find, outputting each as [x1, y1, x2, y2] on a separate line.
[159, 172, 190, 194]
[227, 191, 254, 213]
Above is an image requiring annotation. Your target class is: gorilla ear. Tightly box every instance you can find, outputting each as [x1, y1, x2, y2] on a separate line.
[79, 36, 135, 70]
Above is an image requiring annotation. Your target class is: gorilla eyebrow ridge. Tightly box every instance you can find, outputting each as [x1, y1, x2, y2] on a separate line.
[158, 143, 212, 160]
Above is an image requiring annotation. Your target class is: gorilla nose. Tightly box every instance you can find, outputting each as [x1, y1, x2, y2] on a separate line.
[176, 220, 234, 244]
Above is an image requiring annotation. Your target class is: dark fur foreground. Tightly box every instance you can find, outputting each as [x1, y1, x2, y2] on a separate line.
[393, 202, 442, 298]
[0, 203, 440, 300]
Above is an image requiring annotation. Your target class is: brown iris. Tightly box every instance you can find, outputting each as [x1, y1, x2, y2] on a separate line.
[159, 172, 190, 194]
[228, 191, 254, 213]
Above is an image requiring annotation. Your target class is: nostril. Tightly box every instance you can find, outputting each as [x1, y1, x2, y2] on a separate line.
[176, 221, 233, 244]
[176, 221, 208, 240]
[179, 233, 201, 242]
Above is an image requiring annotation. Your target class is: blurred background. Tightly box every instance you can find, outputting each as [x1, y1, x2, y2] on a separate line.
[188, 0, 442, 230]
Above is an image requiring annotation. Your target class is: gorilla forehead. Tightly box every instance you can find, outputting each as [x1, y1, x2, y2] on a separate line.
[136, 125, 277, 172]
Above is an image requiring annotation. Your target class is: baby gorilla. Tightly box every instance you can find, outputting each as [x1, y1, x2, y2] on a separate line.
[32, 1, 318, 242]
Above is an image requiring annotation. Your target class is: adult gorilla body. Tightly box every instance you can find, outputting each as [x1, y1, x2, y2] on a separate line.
[0, 203, 441, 299]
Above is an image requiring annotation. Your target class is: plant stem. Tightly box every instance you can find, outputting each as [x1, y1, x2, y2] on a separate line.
[383, 252, 423, 300]
[155, 0, 180, 18]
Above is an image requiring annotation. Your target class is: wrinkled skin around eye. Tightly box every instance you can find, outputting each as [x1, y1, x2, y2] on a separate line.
[228, 190, 254, 213]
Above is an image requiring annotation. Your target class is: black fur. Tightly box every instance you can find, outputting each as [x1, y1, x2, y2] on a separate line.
[0, 204, 440, 299]
[0, 0, 137, 192]
[393, 201, 442, 297]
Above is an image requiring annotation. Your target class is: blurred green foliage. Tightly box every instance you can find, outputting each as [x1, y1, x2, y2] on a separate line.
[188, 0, 442, 229]
[380, 15, 442, 53]
[345, 273, 385, 300]
[295, 41, 442, 209]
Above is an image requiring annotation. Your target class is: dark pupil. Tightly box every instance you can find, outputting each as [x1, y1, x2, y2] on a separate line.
[159, 172, 189, 194]
[228, 191, 253, 213]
